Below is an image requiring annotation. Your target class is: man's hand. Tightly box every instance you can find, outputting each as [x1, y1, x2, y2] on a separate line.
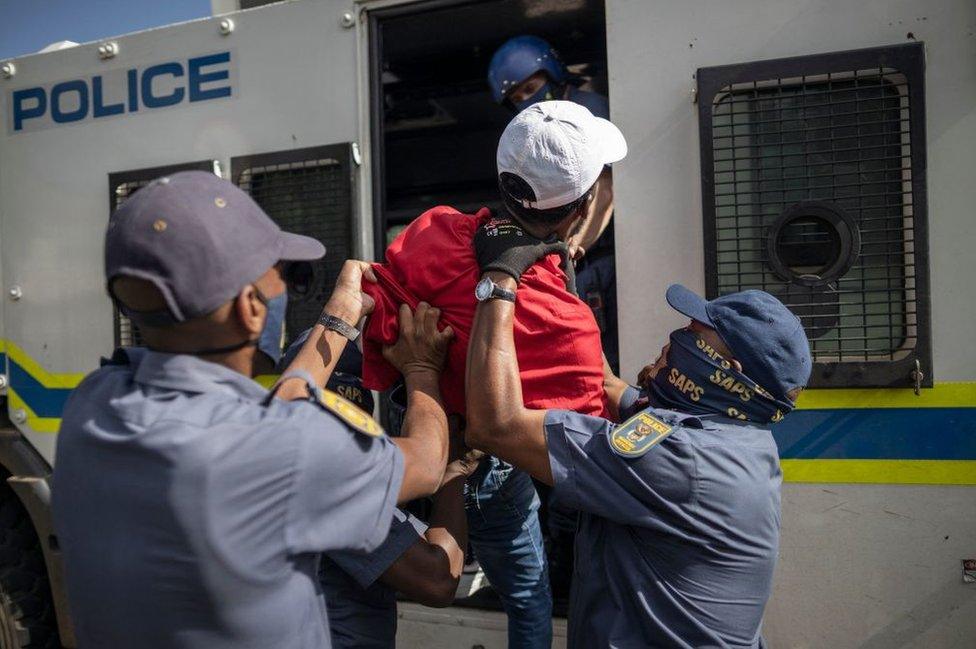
[637, 363, 656, 390]
[382, 302, 454, 379]
[443, 418, 484, 483]
[474, 217, 568, 282]
[323, 260, 377, 324]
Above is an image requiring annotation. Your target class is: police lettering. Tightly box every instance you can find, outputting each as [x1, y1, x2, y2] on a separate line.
[709, 370, 753, 401]
[11, 52, 232, 132]
[726, 407, 748, 420]
[336, 384, 364, 405]
[668, 368, 704, 402]
[695, 337, 731, 369]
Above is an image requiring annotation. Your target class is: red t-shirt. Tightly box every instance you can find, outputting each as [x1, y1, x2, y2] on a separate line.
[361, 206, 607, 418]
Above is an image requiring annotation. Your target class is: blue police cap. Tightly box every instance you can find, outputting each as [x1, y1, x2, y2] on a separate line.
[665, 284, 812, 401]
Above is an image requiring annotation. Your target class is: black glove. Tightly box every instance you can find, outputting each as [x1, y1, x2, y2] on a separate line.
[473, 217, 568, 282]
[560, 255, 577, 296]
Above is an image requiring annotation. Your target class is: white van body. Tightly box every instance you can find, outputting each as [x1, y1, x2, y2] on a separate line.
[0, 1, 973, 647]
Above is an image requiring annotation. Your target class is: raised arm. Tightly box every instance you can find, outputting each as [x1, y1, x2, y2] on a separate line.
[465, 271, 551, 484]
[382, 303, 454, 503]
[276, 260, 377, 400]
[566, 167, 614, 262]
[463, 219, 563, 483]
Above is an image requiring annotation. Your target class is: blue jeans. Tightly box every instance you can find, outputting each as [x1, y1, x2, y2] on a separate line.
[466, 457, 553, 648]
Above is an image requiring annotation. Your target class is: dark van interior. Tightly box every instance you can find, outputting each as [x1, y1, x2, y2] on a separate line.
[371, 0, 608, 254]
[370, 0, 609, 614]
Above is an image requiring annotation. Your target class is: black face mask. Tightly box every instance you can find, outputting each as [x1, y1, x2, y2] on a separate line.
[647, 329, 794, 424]
[510, 81, 559, 113]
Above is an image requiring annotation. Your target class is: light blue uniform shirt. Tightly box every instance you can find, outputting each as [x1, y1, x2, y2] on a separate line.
[52, 349, 403, 649]
[545, 405, 781, 648]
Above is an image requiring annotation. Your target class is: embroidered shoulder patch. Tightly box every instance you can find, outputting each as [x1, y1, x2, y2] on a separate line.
[316, 388, 383, 437]
[609, 410, 673, 458]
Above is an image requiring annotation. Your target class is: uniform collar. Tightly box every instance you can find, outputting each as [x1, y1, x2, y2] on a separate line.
[131, 350, 268, 401]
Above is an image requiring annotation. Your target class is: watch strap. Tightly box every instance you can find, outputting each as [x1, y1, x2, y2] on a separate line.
[318, 314, 361, 341]
[491, 283, 516, 303]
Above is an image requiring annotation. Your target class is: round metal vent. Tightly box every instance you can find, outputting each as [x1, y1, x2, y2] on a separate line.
[766, 201, 860, 287]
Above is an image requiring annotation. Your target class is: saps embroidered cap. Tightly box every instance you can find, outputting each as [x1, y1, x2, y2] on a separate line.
[665, 284, 812, 401]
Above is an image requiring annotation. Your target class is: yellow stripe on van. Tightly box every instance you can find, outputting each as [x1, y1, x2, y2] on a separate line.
[3, 339, 86, 389]
[7, 388, 62, 434]
[781, 459, 976, 485]
[795, 383, 976, 410]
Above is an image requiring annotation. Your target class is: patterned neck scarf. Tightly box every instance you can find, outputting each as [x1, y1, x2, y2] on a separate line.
[647, 329, 793, 424]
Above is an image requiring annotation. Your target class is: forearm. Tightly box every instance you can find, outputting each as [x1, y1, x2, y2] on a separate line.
[465, 273, 526, 448]
[590, 168, 614, 227]
[275, 298, 361, 401]
[378, 472, 465, 607]
[423, 473, 467, 584]
[392, 370, 450, 503]
[464, 275, 553, 483]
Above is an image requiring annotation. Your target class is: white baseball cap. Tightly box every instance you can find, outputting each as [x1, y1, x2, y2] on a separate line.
[496, 100, 627, 210]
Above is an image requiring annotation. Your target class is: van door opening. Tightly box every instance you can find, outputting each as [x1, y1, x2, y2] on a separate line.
[369, 0, 610, 615]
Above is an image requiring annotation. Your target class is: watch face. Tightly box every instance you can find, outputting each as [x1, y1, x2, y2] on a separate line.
[475, 277, 493, 302]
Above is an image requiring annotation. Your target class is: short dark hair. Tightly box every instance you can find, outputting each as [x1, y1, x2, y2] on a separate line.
[498, 172, 588, 227]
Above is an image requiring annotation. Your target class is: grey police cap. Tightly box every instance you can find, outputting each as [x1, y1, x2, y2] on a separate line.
[105, 171, 324, 324]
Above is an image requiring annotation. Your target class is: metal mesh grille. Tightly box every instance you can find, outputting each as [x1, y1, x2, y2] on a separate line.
[112, 180, 151, 347]
[709, 68, 915, 363]
[237, 156, 352, 349]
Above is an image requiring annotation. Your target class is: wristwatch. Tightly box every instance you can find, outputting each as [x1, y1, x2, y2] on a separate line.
[475, 276, 516, 303]
[318, 314, 360, 341]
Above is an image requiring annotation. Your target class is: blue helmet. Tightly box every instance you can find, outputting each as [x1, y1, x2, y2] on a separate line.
[487, 35, 568, 104]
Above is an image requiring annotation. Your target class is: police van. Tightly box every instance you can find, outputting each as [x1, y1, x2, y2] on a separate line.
[0, 0, 973, 647]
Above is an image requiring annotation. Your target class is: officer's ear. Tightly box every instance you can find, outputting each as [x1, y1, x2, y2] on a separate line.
[234, 285, 266, 335]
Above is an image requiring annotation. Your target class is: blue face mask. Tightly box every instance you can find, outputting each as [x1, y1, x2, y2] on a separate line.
[513, 81, 557, 112]
[257, 290, 288, 366]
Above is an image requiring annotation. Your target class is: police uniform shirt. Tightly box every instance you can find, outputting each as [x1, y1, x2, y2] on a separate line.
[320, 509, 427, 648]
[52, 349, 403, 649]
[573, 241, 618, 371]
[545, 407, 782, 648]
[284, 329, 416, 648]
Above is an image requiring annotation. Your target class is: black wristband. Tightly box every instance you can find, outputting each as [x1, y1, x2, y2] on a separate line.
[318, 314, 360, 341]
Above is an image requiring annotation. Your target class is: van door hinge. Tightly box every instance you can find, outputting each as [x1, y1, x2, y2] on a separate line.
[911, 358, 924, 396]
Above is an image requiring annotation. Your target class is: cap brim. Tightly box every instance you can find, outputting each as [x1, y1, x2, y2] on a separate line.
[591, 116, 627, 165]
[665, 284, 714, 327]
[279, 232, 326, 261]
